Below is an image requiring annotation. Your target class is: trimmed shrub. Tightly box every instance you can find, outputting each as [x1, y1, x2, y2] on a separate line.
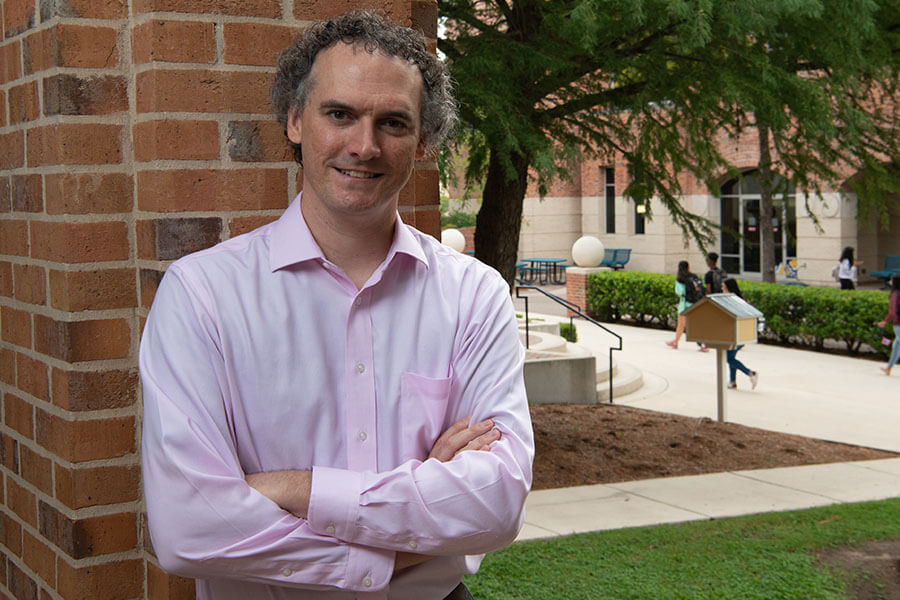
[587, 271, 892, 357]
[559, 322, 578, 342]
[586, 271, 679, 328]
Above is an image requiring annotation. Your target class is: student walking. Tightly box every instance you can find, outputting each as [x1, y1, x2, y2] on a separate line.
[667, 261, 708, 351]
[877, 274, 900, 376]
[722, 278, 759, 389]
[836, 247, 862, 290]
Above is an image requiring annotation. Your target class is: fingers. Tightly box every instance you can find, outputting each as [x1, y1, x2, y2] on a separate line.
[454, 428, 501, 458]
[428, 416, 501, 462]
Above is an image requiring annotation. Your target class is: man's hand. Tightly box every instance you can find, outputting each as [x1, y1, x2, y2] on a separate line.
[245, 470, 312, 519]
[428, 416, 501, 462]
[389, 417, 501, 575]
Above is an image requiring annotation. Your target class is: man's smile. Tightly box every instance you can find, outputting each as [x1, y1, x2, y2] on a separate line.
[336, 168, 381, 179]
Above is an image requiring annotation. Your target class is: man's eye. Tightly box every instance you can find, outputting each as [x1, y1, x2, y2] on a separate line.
[328, 110, 348, 121]
[384, 119, 408, 131]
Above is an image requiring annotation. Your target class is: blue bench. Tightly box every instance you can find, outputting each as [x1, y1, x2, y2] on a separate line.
[598, 248, 616, 268]
[871, 255, 900, 286]
[599, 248, 631, 270]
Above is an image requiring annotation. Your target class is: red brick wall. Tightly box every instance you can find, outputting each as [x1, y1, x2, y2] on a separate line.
[0, 1, 439, 598]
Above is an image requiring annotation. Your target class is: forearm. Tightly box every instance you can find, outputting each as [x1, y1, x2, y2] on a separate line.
[247, 471, 439, 575]
[245, 470, 312, 519]
[307, 425, 532, 557]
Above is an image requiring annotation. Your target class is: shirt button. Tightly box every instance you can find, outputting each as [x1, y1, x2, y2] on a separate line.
[363, 575, 373, 587]
[407, 540, 417, 549]
[356, 362, 365, 373]
[354, 297, 362, 307]
[358, 431, 367, 441]
[325, 523, 336, 535]
[281, 567, 292, 577]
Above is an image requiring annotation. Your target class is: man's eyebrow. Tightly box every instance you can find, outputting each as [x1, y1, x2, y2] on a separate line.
[319, 100, 354, 112]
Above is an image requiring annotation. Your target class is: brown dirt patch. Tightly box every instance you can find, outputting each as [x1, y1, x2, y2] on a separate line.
[531, 403, 897, 490]
[818, 540, 900, 600]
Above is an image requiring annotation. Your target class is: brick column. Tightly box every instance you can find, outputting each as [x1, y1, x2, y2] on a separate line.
[0, 1, 440, 599]
[565, 267, 606, 318]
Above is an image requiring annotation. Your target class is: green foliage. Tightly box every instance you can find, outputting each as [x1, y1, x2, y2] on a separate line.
[740, 281, 891, 354]
[465, 498, 900, 599]
[439, 0, 900, 284]
[559, 322, 577, 343]
[586, 271, 680, 328]
[441, 210, 477, 230]
[440, 196, 478, 229]
[586, 271, 893, 356]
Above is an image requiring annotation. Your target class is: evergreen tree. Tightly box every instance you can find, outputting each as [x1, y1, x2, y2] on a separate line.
[439, 0, 900, 286]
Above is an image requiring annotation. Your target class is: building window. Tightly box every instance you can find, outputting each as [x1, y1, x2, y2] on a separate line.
[604, 167, 615, 234]
[634, 202, 646, 235]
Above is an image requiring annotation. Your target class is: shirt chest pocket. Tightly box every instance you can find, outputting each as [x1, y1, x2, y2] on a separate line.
[399, 372, 452, 461]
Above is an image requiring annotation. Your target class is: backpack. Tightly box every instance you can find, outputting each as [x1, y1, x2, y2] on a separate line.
[708, 268, 727, 294]
[684, 274, 706, 303]
[831, 264, 840, 281]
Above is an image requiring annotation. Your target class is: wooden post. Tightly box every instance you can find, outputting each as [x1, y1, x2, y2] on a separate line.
[716, 348, 727, 422]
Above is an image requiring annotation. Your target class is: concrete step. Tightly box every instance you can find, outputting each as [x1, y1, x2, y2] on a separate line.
[596, 360, 644, 403]
[524, 340, 596, 404]
[519, 330, 569, 354]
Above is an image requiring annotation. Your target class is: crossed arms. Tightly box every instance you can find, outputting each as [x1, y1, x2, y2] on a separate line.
[245, 416, 502, 572]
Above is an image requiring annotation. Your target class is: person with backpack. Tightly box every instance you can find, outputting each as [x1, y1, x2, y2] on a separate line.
[667, 260, 708, 351]
[704, 252, 727, 295]
[722, 278, 759, 389]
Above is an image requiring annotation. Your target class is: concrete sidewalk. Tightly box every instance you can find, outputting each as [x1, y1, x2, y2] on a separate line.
[520, 458, 900, 541]
[513, 291, 900, 541]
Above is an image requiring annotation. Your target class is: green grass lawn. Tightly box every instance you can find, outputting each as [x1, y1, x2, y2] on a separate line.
[465, 498, 900, 599]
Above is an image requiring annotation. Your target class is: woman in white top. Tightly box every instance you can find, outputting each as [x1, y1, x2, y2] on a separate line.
[837, 246, 861, 290]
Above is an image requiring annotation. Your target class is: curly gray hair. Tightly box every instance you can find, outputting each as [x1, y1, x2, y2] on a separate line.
[271, 10, 457, 165]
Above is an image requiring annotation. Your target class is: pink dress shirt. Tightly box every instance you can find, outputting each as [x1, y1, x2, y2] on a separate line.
[139, 194, 534, 600]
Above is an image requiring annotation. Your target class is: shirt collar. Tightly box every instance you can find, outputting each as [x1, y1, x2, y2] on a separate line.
[269, 193, 428, 272]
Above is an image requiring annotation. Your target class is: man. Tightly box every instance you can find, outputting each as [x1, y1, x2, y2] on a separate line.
[140, 11, 534, 600]
[704, 252, 727, 294]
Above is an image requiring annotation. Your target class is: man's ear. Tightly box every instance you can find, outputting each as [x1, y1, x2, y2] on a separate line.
[415, 137, 427, 160]
[286, 110, 302, 144]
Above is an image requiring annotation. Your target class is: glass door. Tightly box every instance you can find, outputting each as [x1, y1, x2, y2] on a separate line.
[742, 198, 760, 273]
[719, 171, 796, 276]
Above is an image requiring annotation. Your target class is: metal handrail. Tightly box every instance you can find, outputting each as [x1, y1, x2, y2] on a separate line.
[515, 284, 623, 403]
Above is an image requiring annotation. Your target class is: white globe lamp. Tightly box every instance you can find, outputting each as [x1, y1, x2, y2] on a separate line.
[441, 228, 466, 253]
[571, 236, 605, 267]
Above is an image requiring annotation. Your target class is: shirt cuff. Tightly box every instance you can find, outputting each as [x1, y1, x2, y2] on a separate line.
[308, 465, 362, 540]
[309, 466, 394, 591]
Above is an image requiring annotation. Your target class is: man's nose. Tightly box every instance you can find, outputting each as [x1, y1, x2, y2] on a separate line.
[349, 122, 381, 160]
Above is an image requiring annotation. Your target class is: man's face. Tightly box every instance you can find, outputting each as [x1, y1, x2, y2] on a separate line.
[287, 42, 426, 220]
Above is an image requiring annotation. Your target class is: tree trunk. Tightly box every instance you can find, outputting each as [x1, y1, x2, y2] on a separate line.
[757, 123, 777, 283]
[474, 149, 530, 289]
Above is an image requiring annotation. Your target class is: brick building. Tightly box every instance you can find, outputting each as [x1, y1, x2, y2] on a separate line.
[514, 129, 900, 287]
[0, 1, 439, 598]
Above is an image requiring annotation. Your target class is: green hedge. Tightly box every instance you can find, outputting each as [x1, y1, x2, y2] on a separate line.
[586, 271, 893, 357]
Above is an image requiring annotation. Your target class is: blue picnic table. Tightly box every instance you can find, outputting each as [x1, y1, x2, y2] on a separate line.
[517, 258, 568, 285]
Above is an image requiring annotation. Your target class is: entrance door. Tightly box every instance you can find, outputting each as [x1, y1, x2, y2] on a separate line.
[720, 172, 796, 276]
[742, 198, 760, 273]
